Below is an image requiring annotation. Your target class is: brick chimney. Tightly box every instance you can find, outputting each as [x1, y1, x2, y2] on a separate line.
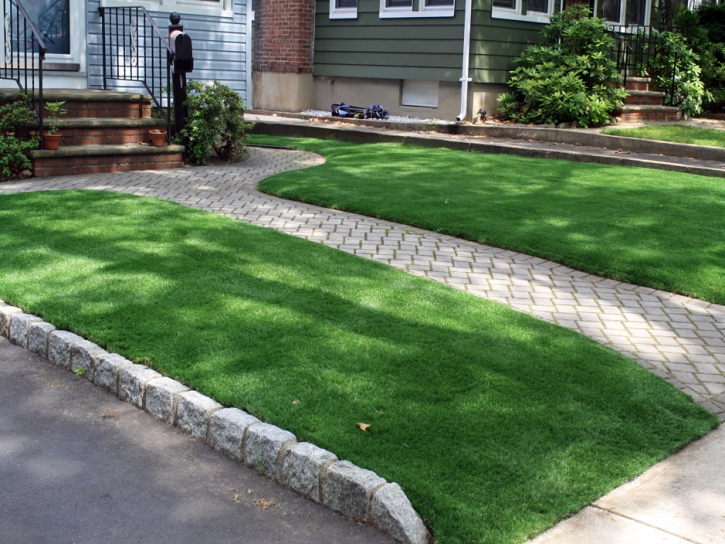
[252, 0, 315, 112]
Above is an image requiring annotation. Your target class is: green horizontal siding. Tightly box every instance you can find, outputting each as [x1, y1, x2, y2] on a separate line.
[314, 0, 547, 84]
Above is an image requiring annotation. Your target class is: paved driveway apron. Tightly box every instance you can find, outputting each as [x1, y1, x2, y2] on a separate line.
[1, 147, 724, 419]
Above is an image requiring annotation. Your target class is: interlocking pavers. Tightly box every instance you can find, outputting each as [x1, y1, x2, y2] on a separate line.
[3, 146, 724, 419]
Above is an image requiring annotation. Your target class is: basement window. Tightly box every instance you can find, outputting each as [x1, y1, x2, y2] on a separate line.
[492, 0, 552, 23]
[330, 0, 358, 19]
[402, 80, 439, 108]
[379, 0, 455, 18]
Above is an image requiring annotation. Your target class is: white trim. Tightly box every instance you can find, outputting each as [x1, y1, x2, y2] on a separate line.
[100, 0, 235, 19]
[330, 0, 358, 19]
[491, 0, 552, 24]
[245, 0, 252, 108]
[379, 0, 454, 18]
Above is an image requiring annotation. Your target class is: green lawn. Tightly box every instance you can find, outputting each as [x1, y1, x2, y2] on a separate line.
[602, 124, 725, 147]
[251, 135, 725, 305]
[0, 190, 716, 544]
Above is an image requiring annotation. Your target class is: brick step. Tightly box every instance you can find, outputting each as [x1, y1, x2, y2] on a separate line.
[0, 88, 154, 119]
[623, 90, 666, 106]
[617, 105, 681, 123]
[30, 144, 185, 177]
[622, 76, 652, 92]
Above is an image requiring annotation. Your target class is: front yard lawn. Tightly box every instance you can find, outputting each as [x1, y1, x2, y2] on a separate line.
[0, 190, 716, 544]
[602, 125, 725, 148]
[251, 135, 725, 305]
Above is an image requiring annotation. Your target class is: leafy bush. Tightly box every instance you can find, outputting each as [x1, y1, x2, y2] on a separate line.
[0, 93, 36, 133]
[643, 30, 707, 117]
[672, 5, 725, 112]
[0, 134, 38, 179]
[180, 80, 254, 165]
[499, 6, 627, 127]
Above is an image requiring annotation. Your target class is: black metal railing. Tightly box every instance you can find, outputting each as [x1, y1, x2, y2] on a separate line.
[98, 6, 172, 142]
[608, 25, 682, 108]
[1, 0, 46, 142]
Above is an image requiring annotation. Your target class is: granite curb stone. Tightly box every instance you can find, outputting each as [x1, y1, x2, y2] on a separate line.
[94, 353, 133, 394]
[119, 364, 162, 408]
[28, 321, 56, 358]
[145, 377, 190, 424]
[208, 407, 261, 462]
[48, 330, 84, 369]
[8, 313, 43, 348]
[70, 339, 107, 382]
[243, 422, 296, 480]
[175, 390, 223, 440]
[281, 441, 338, 503]
[324, 460, 387, 523]
[0, 305, 23, 337]
[0, 317, 432, 542]
[371, 483, 431, 544]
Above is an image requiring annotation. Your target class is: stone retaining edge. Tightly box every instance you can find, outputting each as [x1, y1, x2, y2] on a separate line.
[251, 120, 725, 179]
[0, 301, 431, 544]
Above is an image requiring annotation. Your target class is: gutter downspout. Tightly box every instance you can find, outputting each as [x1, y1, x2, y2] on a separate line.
[456, 0, 473, 122]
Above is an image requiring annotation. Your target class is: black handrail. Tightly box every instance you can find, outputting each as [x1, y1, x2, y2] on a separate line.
[1, 0, 46, 145]
[608, 25, 682, 108]
[98, 6, 172, 143]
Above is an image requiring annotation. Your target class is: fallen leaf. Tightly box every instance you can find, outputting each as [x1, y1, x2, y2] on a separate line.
[357, 423, 371, 432]
[378, 411, 385, 415]
[444, 199, 448, 204]
[247, 489, 254, 495]
[293, 400, 300, 405]
[232, 494, 241, 504]
[253, 498, 277, 510]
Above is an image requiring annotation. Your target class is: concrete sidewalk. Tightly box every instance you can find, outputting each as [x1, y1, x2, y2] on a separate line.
[529, 425, 725, 544]
[0, 337, 392, 544]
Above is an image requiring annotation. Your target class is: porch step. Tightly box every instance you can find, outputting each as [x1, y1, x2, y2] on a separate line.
[623, 77, 651, 92]
[0, 88, 154, 119]
[54, 118, 168, 146]
[617, 105, 681, 122]
[30, 144, 185, 177]
[623, 90, 666, 106]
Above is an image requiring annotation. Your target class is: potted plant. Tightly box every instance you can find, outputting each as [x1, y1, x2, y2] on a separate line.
[149, 128, 167, 147]
[43, 101, 66, 150]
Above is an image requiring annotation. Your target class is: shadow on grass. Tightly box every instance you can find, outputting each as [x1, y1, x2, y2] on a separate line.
[0, 190, 717, 544]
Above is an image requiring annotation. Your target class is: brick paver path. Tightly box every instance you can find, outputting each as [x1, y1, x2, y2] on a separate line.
[2, 147, 724, 418]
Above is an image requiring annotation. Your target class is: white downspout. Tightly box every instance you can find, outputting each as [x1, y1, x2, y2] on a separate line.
[456, 0, 473, 122]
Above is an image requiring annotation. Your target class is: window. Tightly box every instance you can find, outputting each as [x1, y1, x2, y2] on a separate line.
[101, 0, 233, 18]
[492, 0, 552, 23]
[330, 0, 358, 19]
[402, 80, 439, 107]
[379, 0, 455, 18]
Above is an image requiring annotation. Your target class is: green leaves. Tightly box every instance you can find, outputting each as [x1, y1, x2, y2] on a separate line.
[499, 6, 625, 128]
[0, 134, 38, 179]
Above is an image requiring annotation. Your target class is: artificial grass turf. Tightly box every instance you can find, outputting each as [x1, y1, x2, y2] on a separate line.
[602, 124, 725, 147]
[250, 135, 725, 305]
[0, 191, 717, 544]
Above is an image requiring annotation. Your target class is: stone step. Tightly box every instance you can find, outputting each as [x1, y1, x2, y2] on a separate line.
[623, 90, 666, 106]
[617, 105, 681, 123]
[30, 144, 185, 177]
[0, 88, 155, 119]
[622, 76, 652, 92]
[15, 118, 170, 146]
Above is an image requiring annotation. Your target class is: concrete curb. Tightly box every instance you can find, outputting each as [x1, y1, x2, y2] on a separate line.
[250, 119, 725, 179]
[0, 300, 431, 544]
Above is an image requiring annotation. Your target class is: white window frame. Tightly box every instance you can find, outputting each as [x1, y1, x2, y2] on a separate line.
[100, 0, 234, 19]
[330, 0, 358, 19]
[492, 0, 553, 24]
[379, 0, 455, 19]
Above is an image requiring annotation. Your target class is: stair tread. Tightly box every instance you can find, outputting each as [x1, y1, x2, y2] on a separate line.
[626, 90, 666, 97]
[28, 118, 168, 129]
[618, 105, 680, 111]
[30, 143, 184, 158]
[0, 88, 153, 103]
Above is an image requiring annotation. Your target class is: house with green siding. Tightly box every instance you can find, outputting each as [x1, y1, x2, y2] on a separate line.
[252, 0, 661, 120]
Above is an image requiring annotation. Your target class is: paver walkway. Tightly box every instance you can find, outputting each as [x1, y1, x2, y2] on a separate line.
[2, 147, 724, 419]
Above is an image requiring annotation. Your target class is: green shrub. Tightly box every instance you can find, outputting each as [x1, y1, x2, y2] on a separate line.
[499, 6, 627, 127]
[643, 30, 707, 117]
[0, 93, 37, 133]
[0, 134, 38, 179]
[180, 80, 254, 165]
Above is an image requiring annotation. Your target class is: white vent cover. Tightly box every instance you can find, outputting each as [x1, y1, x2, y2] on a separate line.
[401, 80, 439, 108]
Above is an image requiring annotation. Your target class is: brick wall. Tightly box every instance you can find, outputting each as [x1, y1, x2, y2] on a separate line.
[253, 0, 315, 73]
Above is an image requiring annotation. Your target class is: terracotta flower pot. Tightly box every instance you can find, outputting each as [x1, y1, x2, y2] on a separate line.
[149, 129, 167, 147]
[43, 132, 61, 150]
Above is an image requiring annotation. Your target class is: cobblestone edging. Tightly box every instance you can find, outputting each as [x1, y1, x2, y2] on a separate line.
[0, 303, 431, 544]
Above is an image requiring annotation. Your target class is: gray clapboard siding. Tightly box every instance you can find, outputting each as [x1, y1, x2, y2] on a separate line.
[87, 0, 248, 101]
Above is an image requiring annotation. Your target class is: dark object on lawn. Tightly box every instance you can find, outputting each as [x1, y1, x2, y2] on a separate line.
[331, 103, 389, 120]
